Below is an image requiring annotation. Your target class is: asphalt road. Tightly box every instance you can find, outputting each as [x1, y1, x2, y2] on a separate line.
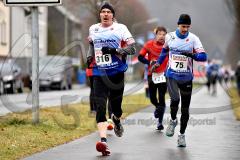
[0, 82, 145, 116]
[24, 84, 240, 160]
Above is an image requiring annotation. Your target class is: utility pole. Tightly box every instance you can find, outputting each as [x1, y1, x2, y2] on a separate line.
[4, 0, 62, 124]
[31, 6, 40, 124]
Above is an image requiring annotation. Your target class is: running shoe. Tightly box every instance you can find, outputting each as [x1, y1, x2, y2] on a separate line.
[107, 119, 114, 130]
[177, 134, 186, 147]
[96, 141, 111, 156]
[166, 119, 178, 137]
[111, 114, 124, 137]
[156, 122, 164, 131]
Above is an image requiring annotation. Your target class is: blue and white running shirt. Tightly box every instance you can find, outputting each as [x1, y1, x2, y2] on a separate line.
[163, 30, 205, 81]
[89, 22, 135, 76]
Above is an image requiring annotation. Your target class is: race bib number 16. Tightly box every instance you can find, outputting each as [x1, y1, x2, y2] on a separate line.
[95, 48, 112, 65]
[171, 54, 188, 72]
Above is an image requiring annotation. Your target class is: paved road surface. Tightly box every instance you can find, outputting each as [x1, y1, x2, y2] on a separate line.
[0, 82, 144, 116]
[24, 84, 240, 160]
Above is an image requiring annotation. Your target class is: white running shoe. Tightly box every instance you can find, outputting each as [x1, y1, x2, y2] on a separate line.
[177, 134, 186, 147]
[166, 119, 178, 137]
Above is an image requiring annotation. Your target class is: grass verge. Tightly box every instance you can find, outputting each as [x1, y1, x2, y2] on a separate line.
[229, 88, 240, 120]
[0, 94, 150, 160]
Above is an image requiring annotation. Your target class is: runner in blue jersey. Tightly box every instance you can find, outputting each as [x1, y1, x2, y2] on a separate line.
[206, 59, 219, 96]
[87, 2, 136, 156]
[152, 14, 207, 147]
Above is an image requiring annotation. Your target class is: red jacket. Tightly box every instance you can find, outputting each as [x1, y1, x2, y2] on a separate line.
[86, 68, 93, 77]
[139, 40, 168, 75]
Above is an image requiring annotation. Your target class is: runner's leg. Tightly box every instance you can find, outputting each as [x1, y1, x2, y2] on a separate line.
[93, 76, 108, 138]
[148, 75, 159, 107]
[89, 76, 96, 112]
[167, 78, 180, 120]
[94, 76, 111, 155]
[157, 82, 167, 124]
[108, 73, 125, 137]
[179, 81, 192, 134]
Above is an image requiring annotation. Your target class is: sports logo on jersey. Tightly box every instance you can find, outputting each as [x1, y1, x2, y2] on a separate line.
[94, 28, 99, 32]
[169, 33, 175, 41]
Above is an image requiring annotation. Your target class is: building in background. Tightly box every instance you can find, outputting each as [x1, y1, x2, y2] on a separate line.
[10, 6, 48, 79]
[11, 7, 48, 57]
[0, 2, 10, 58]
[0, 1, 83, 86]
[48, 6, 82, 58]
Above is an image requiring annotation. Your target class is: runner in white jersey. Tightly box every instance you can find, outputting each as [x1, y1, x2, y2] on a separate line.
[87, 2, 136, 156]
[152, 14, 207, 147]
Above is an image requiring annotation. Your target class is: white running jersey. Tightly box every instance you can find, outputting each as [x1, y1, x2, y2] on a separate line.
[89, 22, 134, 72]
[164, 31, 205, 81]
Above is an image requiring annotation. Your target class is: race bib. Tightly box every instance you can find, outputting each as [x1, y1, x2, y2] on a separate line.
[152, 73, 166, 84]
[95, 48, 112, 65]
[171, 54, 188, 72]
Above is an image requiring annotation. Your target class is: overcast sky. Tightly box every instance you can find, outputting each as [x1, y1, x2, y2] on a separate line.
[138, 0, 235, 61]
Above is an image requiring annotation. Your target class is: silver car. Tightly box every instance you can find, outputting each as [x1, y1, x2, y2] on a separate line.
[0, 60, 24, 94]
[31, 56, 73, 90]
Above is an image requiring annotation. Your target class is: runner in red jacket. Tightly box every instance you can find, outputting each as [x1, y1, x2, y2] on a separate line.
[138, 26, 168, 131]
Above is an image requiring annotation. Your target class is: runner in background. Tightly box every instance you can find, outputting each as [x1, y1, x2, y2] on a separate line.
[138, 26, 168, 131]
[206, 59, 219, 96]
[144, 64, 150, 98]
[86, 61, 96, 116]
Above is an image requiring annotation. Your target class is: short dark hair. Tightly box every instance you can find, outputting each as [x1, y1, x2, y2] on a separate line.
[154, 26, 167, 34]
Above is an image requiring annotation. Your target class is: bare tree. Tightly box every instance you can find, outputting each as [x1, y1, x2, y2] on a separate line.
[62, 0, 151, 65]
[226, 0, 240, 68]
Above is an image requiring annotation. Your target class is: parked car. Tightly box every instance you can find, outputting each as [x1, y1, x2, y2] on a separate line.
[0, 60, 24, 94]
[30, 56, 73, 90]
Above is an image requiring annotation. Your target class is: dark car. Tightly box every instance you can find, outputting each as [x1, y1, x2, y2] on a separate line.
[0, 60, 24, 94]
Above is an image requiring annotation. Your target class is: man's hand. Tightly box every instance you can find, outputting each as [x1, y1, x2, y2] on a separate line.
[151, 63, 160, 73]
[101, 46, 117, 55]
[150, 60, 157, 66]
[181, 52, 194, 58]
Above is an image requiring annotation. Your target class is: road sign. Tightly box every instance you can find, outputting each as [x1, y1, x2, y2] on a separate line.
[4, 0, 62, 6]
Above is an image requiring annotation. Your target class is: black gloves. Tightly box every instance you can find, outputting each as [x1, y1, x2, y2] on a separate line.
[181, 52, 194, 58]
[87, 56, 93, 68]
[151, 63, 160, 72]
[150, 60, 157, 66]
[101, 46, 117, 55]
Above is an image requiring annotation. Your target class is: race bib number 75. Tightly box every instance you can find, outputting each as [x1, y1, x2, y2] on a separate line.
[95, 48, 112, 65]
[171, 54, 188, 72]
